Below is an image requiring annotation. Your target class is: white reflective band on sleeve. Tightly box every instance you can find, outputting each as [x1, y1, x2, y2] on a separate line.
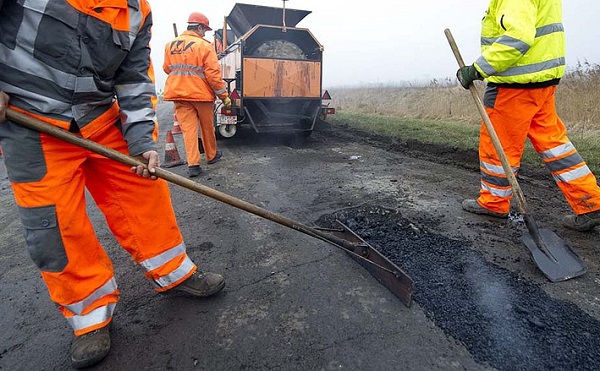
[553, 165, 592, 183]
[536, 23, 564, 37]
[120, 106, 157, 124]
[214, 87, 227, 95]
[115, 82, 155, 98]
[67, 303, 116, 332]
[495, 35, 530, 55]
[128, 2, 143, 46]
[475, 57, 497, 76]
[481, 182, 513, 197]
[539, 142, 575, 159]
[154, 256, 196, 288]
[139, 242, 186, 271]
[63, 278, 118, 315]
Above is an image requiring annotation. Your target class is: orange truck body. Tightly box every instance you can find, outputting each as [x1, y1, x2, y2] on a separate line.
[213, 3, 333, 138]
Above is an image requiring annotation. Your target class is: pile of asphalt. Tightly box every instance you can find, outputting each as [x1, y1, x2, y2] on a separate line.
[316, 205, 600, 371]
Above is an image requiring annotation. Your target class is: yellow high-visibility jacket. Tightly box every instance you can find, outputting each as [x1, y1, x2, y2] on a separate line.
[163, 31, 228, 102]
[474, 0, 565, 85]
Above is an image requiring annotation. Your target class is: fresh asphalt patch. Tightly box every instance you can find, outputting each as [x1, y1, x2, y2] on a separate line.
[317, 205, 600, 371]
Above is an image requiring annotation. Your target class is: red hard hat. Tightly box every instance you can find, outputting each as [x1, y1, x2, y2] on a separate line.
[188, 12, 212, 31]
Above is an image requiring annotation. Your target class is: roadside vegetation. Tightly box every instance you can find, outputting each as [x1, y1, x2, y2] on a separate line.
[327, 62, 600, 175]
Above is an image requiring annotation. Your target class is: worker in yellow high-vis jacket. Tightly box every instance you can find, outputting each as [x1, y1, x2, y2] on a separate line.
[457, 0, 600, 232]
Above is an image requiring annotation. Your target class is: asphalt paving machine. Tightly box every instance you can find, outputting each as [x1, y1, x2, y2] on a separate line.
[213, 2, 335, 138]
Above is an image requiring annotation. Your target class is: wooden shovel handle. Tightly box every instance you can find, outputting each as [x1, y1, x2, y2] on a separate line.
[444, 28, 528, 215]
[5, 108, 357, 251]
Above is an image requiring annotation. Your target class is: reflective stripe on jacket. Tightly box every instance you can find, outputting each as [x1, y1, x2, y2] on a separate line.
[162, 30, 228, 102]
[0, 0, 158, 156]
[474, 0, 565, 85]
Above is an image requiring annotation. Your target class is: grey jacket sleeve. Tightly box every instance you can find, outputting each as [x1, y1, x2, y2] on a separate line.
[114, 10, 159, 156]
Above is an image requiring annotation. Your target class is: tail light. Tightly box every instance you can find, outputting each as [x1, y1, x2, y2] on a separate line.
[221, 107, 238, 116]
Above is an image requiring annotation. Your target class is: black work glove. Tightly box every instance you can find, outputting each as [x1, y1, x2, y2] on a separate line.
[456, 65, 483, 89]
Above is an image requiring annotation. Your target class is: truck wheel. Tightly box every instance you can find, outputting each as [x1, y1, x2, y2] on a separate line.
[218, 124, 237, 138]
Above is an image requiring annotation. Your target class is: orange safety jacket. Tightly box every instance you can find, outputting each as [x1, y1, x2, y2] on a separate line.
[163, 30, 228, 102]
[0, 0, 159, 156]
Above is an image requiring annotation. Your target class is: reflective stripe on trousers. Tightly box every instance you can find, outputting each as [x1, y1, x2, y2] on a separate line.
[478, 85, 600, 215]
[5, 122, 195, 335]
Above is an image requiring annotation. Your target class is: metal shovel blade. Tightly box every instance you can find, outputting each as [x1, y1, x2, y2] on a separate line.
[521, 228, 587, 282]
[320, 221, 414, 307]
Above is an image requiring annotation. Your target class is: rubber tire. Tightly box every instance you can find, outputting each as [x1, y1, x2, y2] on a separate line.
[218, 124, 237, 138]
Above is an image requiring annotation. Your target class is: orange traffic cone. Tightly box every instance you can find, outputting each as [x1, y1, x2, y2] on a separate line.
[162, 130, 185, 168]
[172, 113, 182, 135]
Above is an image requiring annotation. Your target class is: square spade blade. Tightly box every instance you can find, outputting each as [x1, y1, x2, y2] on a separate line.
[521, 228, 587, 282]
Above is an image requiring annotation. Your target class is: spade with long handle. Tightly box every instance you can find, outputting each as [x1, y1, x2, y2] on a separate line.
[5, 107, 414, 306]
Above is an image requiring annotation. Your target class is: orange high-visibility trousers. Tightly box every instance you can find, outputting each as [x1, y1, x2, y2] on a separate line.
[173, 101, 217, 166]
[4, 121, 197, 336]
[478, 85, 600, 215]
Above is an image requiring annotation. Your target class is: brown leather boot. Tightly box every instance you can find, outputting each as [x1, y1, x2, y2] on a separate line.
[172, 271, 225, 297]
[563, 209, 600, 232]
[70, 325, 111, 369]
[462, 199, 508, 218]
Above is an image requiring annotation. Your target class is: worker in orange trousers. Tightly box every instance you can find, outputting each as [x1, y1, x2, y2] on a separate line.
[163, 11, 231, 178]
[457, 0, 600, 232]
[0, 1, 225, 368]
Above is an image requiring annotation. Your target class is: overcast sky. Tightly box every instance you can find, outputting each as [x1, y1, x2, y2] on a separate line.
[147, 0, 600, 89]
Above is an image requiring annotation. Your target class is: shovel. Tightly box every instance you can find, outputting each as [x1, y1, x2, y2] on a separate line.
[5, 108, 414, 306]
[444, 29, 586, 282]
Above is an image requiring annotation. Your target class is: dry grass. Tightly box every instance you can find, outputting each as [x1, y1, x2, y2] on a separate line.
[327, 63, 600, 173]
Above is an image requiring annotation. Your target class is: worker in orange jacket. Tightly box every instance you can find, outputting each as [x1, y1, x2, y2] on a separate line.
[457, 0, 600, 232]
[163, 12, 231, 178]
[0, 1, 225, 368]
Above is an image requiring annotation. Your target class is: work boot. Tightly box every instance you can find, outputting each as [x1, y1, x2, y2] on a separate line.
[71, 326, 111, 369]
[172, 271, 225, 297]
[188, 165, 202, 178]
[563, 209, 600, 232]
[462, 199, 508, 218]
[207, 151, 223, 165]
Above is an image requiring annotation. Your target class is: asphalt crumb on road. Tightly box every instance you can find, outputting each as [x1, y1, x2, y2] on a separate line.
[316, 205, 600, 371]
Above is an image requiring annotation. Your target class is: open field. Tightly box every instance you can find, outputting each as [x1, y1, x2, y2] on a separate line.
[327, 62, 600, 175]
